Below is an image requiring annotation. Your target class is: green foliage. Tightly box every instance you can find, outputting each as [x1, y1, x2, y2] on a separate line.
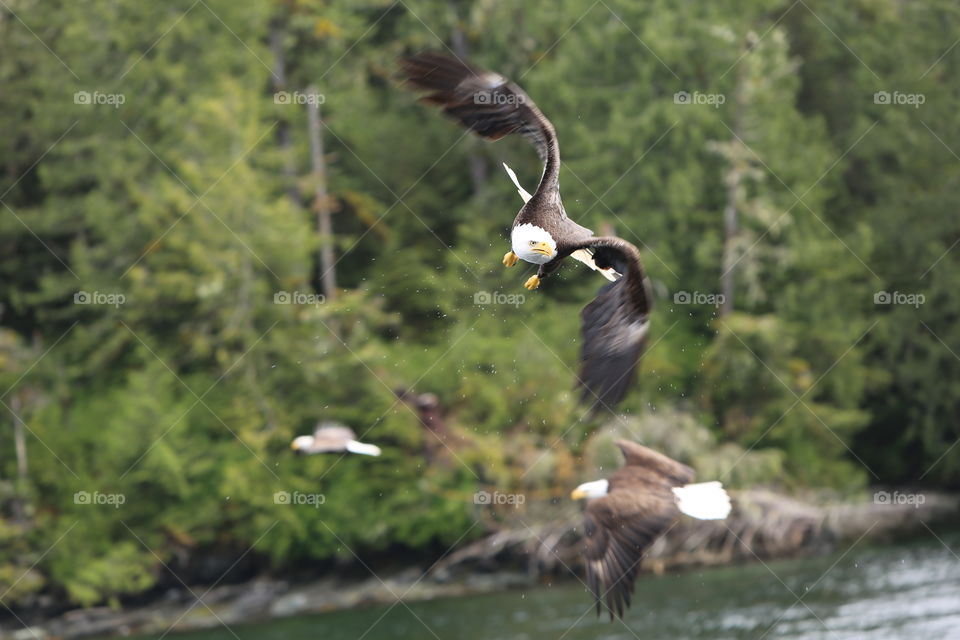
[0, 0, 957, 610]
[703, 314, 868, 489]
[583, 408, 786, 489]
[51, 541, 155, 608]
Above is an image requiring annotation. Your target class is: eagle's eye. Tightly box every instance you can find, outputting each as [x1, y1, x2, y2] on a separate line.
[529, 240, 536, 246]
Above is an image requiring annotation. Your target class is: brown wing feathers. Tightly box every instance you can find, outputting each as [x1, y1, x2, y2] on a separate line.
[576, 238, 653, 412]
[584, 492, 677, 619]
[617, 440, 695, 486]
[399, 52, 560, 193]
[583, 442, 694, 619]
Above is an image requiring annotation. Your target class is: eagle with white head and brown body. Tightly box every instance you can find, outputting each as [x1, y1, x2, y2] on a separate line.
[399, 53, 653, 411]
[571, 440, 732, 619]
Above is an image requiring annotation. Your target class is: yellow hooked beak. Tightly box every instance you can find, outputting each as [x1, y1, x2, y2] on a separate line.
[570, 488, 588, 500]
[291, 441, 299, 450]
[530, 241, 553, 257]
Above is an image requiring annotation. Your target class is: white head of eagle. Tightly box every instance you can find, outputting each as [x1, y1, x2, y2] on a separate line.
[570, 479, 609, 500]
[511, 223, 557, 265]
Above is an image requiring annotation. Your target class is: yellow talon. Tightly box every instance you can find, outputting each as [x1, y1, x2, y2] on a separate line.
[502, 251, 519, 267]
[524, 275, 540, 290]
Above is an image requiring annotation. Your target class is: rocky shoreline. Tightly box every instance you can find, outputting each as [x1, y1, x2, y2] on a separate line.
[3, 489, 956, 640]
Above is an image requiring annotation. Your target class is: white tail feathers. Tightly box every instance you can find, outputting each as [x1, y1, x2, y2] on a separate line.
[345, 440, 382, 456]
[672, 481, 731, 520]
[502, 162, 533, 203]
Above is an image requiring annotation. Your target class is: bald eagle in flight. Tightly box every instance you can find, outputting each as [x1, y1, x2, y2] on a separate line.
[291, 422, 382, 456]
[399, 53, 653, 411]
[571, 440, 731, 619]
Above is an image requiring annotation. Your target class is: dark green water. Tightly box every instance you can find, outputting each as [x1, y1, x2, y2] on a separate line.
[122, 532, 959, 640]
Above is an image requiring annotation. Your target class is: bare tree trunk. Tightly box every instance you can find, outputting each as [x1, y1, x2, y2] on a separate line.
[449, 1, 487, 192]
[10, 394, 27, 520]
[11, 394, 26, 482]
[720, 66, 746, 317]
[270, 14, 299, 204]
[306, 84, 336, 301]
[720, 170, 740, 317]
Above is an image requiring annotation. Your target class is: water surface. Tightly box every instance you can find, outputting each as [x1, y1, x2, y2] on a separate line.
[118, 531, 960, 639]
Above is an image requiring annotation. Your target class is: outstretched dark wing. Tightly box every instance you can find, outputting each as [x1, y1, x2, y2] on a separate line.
[582, 442, 691, 619]
[574, 237, 652, 412]
[582, 490, 677, 619]
[399, 52, 560, 195]
[616, 440, 695, 487]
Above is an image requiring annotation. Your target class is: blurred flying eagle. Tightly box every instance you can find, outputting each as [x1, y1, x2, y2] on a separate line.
[399, 53, 653, 411]
[291, 422, 382, 456]
[571, 440, 731, 619]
